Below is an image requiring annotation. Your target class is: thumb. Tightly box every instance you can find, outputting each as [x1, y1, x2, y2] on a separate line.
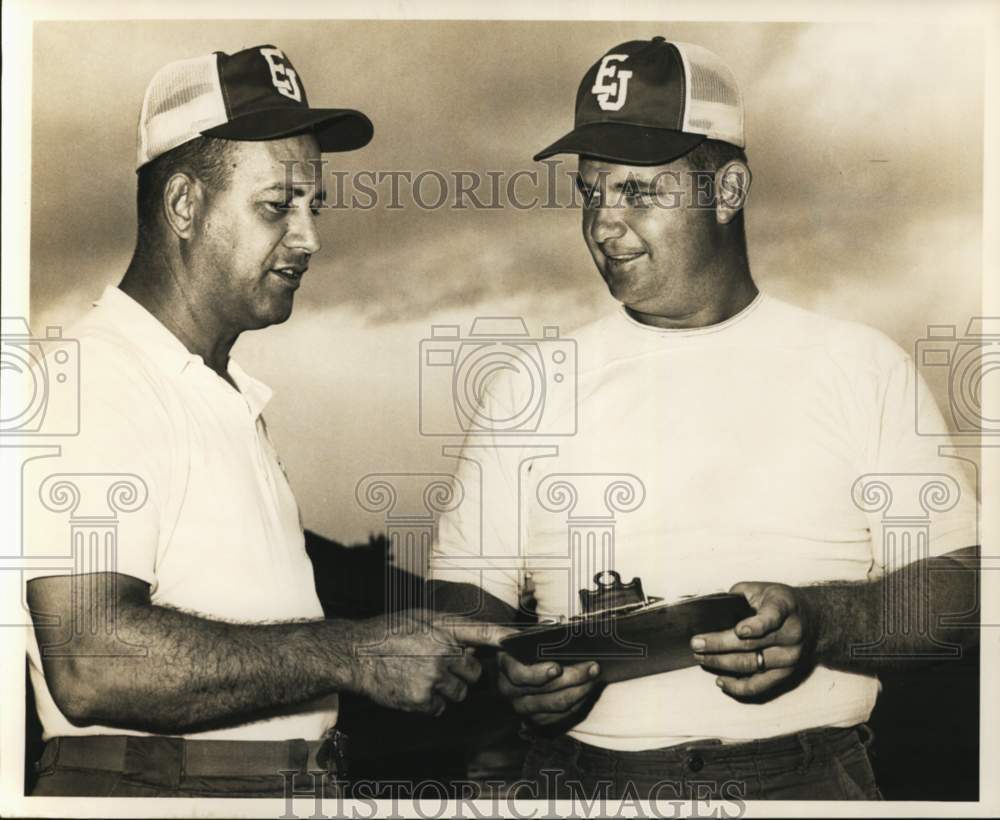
[436, 616, 517, 648]
[729, 581, 766, 607]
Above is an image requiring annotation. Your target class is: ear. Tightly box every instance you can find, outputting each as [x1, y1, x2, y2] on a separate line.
[161, 172, 202, 240]
[715, 160, 751, 225]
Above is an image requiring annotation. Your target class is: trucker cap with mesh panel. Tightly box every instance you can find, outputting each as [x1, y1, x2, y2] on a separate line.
[136, 44, 373, 170]
[533, 37, 744, 166]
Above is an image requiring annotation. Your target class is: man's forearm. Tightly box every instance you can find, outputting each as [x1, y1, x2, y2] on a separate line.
[798, 546, 980, 674]
[44, 601, 369, 734]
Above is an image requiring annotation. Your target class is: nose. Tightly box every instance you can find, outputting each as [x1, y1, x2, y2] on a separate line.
[285, 205, 322, 256]
[589, 202, 627, 245]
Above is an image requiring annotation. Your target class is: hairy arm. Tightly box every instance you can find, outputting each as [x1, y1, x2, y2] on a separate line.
[694, 546, 981, 697]
[799, 545, 980, 673]
[28, 573, 503, 734]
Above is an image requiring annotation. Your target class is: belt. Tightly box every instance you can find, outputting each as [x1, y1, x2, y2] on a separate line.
[38, 733, 346, 783]
[545, 724, 871, 761]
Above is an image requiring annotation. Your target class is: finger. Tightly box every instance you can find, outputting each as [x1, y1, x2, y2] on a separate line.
[527, 661, 599, 692]
[433, 671, 469, 704]
[499, 655, 599, 692]
[733, 594, 789, 640]
[690, 628, 781, 654]
[498, 652, 562, 687]
[511, 680, 598, 717]
[728, 581, 765, 605]
[694, 644, 801, 675]
[428, 693, 447, 717]
[715, 668, 792, 698]
[438, 617, 517, 647]
[448, 650, 483, 684]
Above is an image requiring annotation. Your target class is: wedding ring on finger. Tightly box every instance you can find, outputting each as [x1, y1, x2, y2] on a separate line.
[755, 649, 766, 673]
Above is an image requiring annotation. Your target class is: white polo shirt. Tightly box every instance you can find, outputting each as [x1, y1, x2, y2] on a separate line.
[24, 285, 337, 741]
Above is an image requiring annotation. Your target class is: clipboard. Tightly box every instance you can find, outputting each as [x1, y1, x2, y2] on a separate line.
[499, 572, 755, 685]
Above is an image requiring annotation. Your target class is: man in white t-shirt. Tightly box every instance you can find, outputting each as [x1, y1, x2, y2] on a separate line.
[23, 45, 507, 798]
[430, 37, 980, 801]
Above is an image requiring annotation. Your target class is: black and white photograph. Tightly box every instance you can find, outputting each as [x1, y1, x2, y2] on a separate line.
[0, 1, 997, 817]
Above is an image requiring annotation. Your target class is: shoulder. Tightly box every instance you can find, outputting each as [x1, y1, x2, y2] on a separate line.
[63, 311, 178, 425]
[565, 309, 643, 374]
[756, 295, 909, 374]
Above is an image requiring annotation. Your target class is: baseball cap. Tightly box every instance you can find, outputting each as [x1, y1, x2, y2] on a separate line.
[533, 37, 744, 166]
[136, 44, 373, 170]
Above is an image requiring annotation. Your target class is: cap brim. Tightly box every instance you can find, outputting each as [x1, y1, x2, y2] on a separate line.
[532, 122, 705, 166]
[202, 107, 373, 152]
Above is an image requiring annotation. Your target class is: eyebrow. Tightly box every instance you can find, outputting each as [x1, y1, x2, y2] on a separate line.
[257, 183, 327, 204]
[575, 175, 656, 192]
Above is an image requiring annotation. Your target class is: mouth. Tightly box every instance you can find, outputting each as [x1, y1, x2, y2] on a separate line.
[268, 266, 307, 288]
[603, 250, 646, 267]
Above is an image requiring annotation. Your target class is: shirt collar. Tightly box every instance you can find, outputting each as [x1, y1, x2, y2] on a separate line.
[617, 290, 766, 337]
[95, 285, 273, 417]
[228, 359, 273, 419]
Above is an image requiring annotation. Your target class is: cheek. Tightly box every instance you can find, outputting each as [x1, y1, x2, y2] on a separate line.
[630, 207, 695, 258]
[198, 214, 242, 261]
[581, 213, 602, 252]
[216, 217, 282, 267]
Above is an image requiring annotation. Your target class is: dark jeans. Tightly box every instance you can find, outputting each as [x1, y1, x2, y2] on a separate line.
[31, 735, 342, 798]
[521, 724, 883, 801]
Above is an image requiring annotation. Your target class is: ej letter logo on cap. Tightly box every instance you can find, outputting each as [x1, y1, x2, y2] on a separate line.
[260, 47, 303, 102]
[591, 54, 633, 112]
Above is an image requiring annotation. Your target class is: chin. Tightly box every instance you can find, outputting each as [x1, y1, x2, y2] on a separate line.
[250, 298, 295, 330]
[604, 273, 637, 303]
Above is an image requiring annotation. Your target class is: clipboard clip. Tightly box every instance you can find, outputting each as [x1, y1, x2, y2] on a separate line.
[576, 571, 663, 619]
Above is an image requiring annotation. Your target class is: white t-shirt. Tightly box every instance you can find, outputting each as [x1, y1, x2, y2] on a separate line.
[433, 292, 978, 751]
[24, 285, 337, 741]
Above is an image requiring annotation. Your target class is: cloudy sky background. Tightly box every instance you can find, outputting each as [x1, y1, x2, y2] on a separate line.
[30, 20, 984, 543]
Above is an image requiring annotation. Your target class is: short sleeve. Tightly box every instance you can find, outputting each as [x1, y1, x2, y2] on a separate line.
[431, 370, 529, 613]
[22, 340, 169, 591]
[864, 352, 979, 567]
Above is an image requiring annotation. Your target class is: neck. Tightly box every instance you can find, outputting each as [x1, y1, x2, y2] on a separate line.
[625, 239, 757, 329]
[120, 243, 238, 377]
[625, 275, 758, 330]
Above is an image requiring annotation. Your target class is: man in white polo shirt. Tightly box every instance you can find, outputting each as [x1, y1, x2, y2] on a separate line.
[430, 37, 980, 801]
[24, 44, 506, 798]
